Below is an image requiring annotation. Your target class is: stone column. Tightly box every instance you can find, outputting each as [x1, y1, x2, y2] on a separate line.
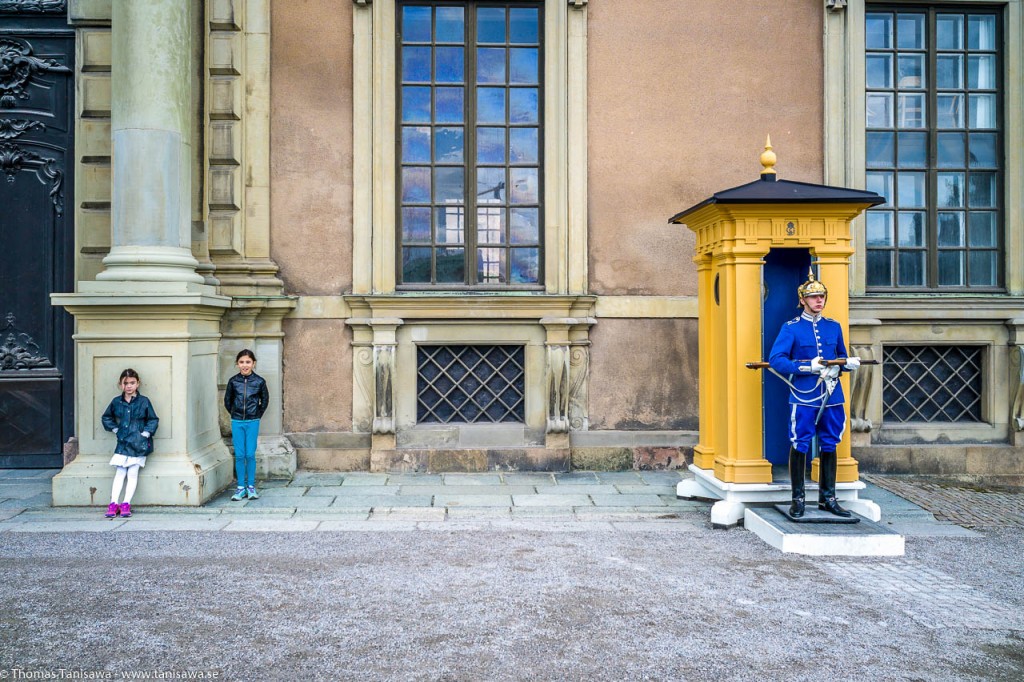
[51, 0, 233, 506]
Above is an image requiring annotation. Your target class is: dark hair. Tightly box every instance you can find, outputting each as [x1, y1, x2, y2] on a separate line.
[119, 368, 140, 384]
[235, 349, 257, 363]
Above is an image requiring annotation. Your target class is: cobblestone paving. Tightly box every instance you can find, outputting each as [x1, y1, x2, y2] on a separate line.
[863, 474, 1024, 528]
[820, 559, 1024, 631]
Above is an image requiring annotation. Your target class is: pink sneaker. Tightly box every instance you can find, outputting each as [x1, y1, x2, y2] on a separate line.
[120, 502, 132, 518]
[105, 502, 119, 518]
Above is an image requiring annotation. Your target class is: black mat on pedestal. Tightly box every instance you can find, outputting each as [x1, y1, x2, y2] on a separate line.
[774, 504, 860, 524]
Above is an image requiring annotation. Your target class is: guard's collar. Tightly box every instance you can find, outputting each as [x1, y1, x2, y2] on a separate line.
[801, 312, 822, 322]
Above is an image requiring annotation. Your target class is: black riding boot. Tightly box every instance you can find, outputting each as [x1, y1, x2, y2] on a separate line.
[788, 447, 806, 518]
[817, 450, 852, 517]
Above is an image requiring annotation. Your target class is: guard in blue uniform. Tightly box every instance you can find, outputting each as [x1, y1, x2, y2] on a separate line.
[768, 269, 861, 518]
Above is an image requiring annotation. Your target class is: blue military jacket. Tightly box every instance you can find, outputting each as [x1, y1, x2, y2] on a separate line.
[768, 312, 850, 407]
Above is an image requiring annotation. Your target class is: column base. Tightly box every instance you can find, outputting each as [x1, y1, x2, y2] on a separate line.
[713, 457, 773, 484]
[256, 435, 296, 480]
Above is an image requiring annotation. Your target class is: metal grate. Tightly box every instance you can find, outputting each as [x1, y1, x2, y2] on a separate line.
[883, 346, 982, 422]
[417, 345, 525, 423]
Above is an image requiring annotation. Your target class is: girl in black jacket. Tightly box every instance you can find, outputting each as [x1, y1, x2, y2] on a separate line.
[101, 368, 159, 518]
[223, 349, 269, 501]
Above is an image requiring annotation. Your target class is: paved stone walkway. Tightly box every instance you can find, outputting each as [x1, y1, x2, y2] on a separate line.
[864, 474, 1024, 528]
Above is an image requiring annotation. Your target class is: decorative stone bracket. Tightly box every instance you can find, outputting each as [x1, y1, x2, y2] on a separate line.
[1012, 345, 1024, 431]
[347, 317, 402, 435]
[541, 317, 595, 434]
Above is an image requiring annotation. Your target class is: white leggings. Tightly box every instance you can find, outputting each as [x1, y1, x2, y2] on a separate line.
[111, 465, 140, 504]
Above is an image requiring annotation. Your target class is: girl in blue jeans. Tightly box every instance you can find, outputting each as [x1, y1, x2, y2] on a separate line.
[223, 349, 269, 500]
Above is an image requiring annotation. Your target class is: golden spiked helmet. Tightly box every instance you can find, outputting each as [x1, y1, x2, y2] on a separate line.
[797, 267, 827, 305]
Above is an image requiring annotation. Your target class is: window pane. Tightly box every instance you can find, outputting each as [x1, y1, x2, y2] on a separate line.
[968, 212, 996, 247]
[866, 54, 892, 88]
[897, 14, 925, 49]
[937, 212, 964, 246]
[401, 207, 431, 242]
[477, 7, 506, 43]
[434, 167, 464, 203]
[510, 208, 539, 244]
[402, 6, 432, 43]
[936, 95, 963, 129]
[897, 54, 924, 89]
[867, 94, 893, 128]
[402, 46, 432, 82]
[866, 132, 894, 168]
[936, 132, 965, 168]
[402, 86, 431, 123]
[867, 250, 893, 286]
[509, 48, 538, 84]
[477, 127, 505, 164]
[898, 212, 925, 246]
[436, 248, 466, 283]
[509, 128, 538, 163]
[477, 248, 506, 283]
[402, 167, 431, 203]
[898, 251, 926, 286]
[968, 55, 996, 89]
[968, 250, 997, 286]
[898, 94, 925, 128]
[436, 47, 464, 83]
[510, 248, 539, 284]
[434, 127, 464, 163]
[936, 55, 963, 90]
[969, 133, 997, 168]
[435, 206, 465, 244]
[402, 126, 430, 163]
[476, 167, 506, 203]
[968, 15, 996, 50]
[897, 172, 925, 207]
[866, 13, 893, 49]
[968, 172, 996, 208]
[509, 88, 539, 124]
[968, 94, 997, 129]
[866, 211, 894, 246]
[403, 247, 432, 283]
[937, 172, 965, 207]
[477, 48, 506, 84]
[937, 15, 964, 50]
[476, 206, 504, 243]
[866, 171, 893, 206]
[510, 167, 538, 204]
[938, 251, 965, 286]
[477, 87, 506, 123]
[436, 7, 465, 43]
[897, 132, 926, 167]
[509, 8, 539, 43]
[435, 87, 464, 123]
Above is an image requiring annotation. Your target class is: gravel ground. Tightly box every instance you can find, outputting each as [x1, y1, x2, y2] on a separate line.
[2, 525, 1023, 681]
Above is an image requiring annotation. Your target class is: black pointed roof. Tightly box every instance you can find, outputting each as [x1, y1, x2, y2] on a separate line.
[668, 174, 886, 224]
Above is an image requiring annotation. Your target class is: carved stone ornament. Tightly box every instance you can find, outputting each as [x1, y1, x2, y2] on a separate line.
[0, 313, 52, 370]
[0, 141, 64, 214]
[0, 118, 44, 140]
[1012, 346, 1024, 431]
[0, 0, 66, 13]
[0, 37, 71, 108]
[849, 344, 875, 433]
[567, 345, 590, 431]
[546, 345, 570, 433]
[569, 0, 588, 8]
[352, 0, 371, 6]
[373, 344, 396, 435]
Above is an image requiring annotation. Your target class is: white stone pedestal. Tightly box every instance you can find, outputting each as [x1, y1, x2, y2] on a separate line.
[677, 464, 881, 528]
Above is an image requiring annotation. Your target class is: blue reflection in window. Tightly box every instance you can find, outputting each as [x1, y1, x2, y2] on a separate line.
[402, 167, 431, 203]
[402, 86, 431, 123]
[510, 208, 539, 244]
[402, 6, 432, 43]
[436, 6, 465, 43]
[510, 168, 538, 204]
[477, 167, 506, 203]
[402, 207, 432, 243]
[509, 49, 538, 85]
[477, 88, 506, 124]
[477, 48, 506, 84]
[403, 247, 432, 283]
[436, 247, 466, 283]
[435, 87, 464, 123]
[897, 132, 927, 168]
[509, 8, 538, 44]
[477, 127, 505, 164]
[435, 167, 465, 203]
[477, 7, 506, 43]
[436, 47, 464, 83]
[509, 88, 538, 124]
[510, 128, 538, 164]
[434, 127, 464, 163]
[402, 46, 432, 82]
[968, 133, 997, 168]
[402, 126, 431, 163]
[511, 248, 539, 284]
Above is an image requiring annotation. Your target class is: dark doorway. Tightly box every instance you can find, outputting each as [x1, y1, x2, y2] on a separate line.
[0, 7, 75, 468]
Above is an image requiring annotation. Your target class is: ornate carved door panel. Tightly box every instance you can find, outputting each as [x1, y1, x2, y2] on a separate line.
[0, 3, 74, 468]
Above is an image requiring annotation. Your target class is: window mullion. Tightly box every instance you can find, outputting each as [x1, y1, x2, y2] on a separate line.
[465, 4, 478, 285]
[928, 7, 938, 289]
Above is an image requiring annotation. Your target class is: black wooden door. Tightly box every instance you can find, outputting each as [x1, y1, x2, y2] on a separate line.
[0, 5, 74, 468]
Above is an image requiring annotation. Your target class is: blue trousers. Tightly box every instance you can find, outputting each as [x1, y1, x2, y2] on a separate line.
[231, 419, 260, 489]
[788, 404, 846, 454]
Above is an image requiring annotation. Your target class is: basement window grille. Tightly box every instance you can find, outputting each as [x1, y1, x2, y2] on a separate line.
[417, 345, 525, 423]
[882, 345, 982, 422]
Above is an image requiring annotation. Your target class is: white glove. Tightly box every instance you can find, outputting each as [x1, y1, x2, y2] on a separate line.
[821, 364, 840, 380]
[112, 427, 118, 434]
[141, 431, 151, 438]
[845, 356, 860, 370]
[809, 357, 825, 374]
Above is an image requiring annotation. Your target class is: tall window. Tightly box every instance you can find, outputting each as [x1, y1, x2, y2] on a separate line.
[864, 7, 1002, 290]
[397, 2, 543, 287]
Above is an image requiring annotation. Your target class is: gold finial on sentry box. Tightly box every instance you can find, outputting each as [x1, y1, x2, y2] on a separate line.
[760, 135, 777, 179]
